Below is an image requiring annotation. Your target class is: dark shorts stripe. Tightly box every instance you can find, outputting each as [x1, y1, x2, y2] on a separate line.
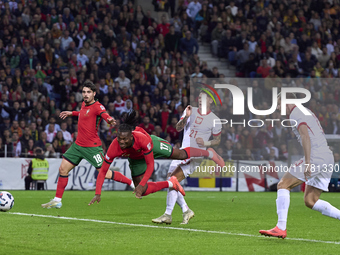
[62, 155, 77, 166]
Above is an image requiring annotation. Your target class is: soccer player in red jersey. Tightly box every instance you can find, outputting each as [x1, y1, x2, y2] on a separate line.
[88, 110, 225, 204]
[42, 81, 133, 209]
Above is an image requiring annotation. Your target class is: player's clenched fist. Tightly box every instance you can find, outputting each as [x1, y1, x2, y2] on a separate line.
[107, 117, 117, 126]
[185, 105, 192, 117]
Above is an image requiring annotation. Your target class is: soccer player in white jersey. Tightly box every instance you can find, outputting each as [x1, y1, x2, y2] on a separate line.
[152, 90, 222, 224]
[259, 93, 338, 239]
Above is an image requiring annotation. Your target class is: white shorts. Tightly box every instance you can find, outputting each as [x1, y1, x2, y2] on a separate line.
[289, 151, 334, 192]
[168, 158, 202, 178]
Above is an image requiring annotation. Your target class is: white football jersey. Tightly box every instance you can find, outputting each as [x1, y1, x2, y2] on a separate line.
[290, 106, 331, 157]
[180, 107, 222, 149]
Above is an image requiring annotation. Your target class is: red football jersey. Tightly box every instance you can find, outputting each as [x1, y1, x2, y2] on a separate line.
[104, 127, 153, 163]
[75, 101, 107, 147]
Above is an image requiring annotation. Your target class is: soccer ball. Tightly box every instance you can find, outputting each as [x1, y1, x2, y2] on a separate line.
[0, 191, 14, 212]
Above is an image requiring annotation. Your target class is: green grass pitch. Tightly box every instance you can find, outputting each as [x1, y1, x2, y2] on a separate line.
[1, 191, 340, 255]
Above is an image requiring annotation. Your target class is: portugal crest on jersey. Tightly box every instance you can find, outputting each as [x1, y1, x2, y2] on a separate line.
[85, 109, 90, 116]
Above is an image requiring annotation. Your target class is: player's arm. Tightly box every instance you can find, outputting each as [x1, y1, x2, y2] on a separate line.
[88, 160, 111, 205]
[88, 146, 117, 205]
[209, 133, 221, 147]
[298, 124, 311, 180]
[176, 105, 192, 132]
[134, 151, 155, 198]
[98, 104, 116, 125]
[100, 111, 116, 125]
[59, 111, 77, 119]
[196, 133, 221, 147]
[139, 151, 154, 187]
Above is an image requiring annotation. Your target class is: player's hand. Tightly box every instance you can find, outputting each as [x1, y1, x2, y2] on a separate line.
[133, 184, 146, 199]
[88, 194, 101, 205]
[304, 163, 311, 181]
[196, 137, 204, 147]
[185, 105, 192, 117]
[107, 117, 117, 126]
[59, 111, 72, 119]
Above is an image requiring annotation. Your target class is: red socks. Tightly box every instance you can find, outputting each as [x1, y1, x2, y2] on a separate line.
[183, 147, 209, 158]
[55, 175, 68, 199]
[143, 181, 169, 196]
[112, 171, 132, 185]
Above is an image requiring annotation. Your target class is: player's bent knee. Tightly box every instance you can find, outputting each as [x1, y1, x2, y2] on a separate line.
[59, 165, 68, 176]
[277, 180, 288, 190]
[304, 198, 315, 209]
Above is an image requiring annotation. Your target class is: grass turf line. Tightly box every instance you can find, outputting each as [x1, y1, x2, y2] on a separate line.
[1, 191, 340, 255]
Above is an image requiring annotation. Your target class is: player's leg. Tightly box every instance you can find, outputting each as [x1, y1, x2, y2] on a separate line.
[42, 143, 84, 208]
[171, 164, 195, 224]
[152, 164, 183, 224]
[259, 172, 304, 238]
[306, 153, 340, 219]
[103, 166, 135, 189]
[84, 146, 134, 188]
[153, 165, 194, 225]
[307, 185, 340, 220]
[172, 147, 225, 167]
[150, 135, 224, 167]
[130, 160, 185, 197]
[41, 158, 75, 208]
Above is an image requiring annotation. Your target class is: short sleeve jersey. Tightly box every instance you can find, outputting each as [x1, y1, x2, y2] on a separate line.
[75, 101, 107, 147]
[104, 127, 153, 163]
[180, 107, 222, 149]
[290, 106, 329, 156]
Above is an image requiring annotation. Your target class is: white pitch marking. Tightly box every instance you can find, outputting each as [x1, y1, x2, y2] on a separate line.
[8, 212, 340, 245]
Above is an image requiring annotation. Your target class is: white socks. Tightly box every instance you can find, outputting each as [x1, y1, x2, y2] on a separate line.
[276, 189, 290, 231]
[165, 189, 178, 215]
[130, 181, 135, 190]
[54, 197, 62, 202]
[275, 189, 340, 230]
[176, 192, 189, 213]
[312, 199, 340, 220]
[167, 180, 173, 188]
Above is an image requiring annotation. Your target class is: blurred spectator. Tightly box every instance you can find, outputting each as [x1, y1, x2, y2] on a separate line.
[139, 116, 155, 135]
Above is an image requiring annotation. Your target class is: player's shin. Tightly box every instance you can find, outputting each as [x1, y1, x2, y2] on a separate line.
[111, 171, 134, 188]
[143, 181, 169, 196]
[55, 175, 69, 201]
[183, 147, 210, 158]
[276, 189, 290, 231]
[176, 192, 189, 213]
[165, 189, 178, 215]
[312, 200, 340, 220]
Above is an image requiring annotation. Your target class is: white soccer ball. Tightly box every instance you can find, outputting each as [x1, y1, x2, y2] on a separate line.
[0, 191, 14, 212]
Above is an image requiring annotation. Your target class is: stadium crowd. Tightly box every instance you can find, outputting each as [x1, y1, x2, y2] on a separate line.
[0, 0, 339, 163]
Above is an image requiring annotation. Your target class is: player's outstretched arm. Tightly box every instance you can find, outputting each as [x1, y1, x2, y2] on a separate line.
[176, 105, 192, 132]
[59, 111, 74, 119]
[101, 112, 117, 126]
[298, 125, 312, 180]
[88, 160, 111, 205]
[134, 152, 155, 198]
